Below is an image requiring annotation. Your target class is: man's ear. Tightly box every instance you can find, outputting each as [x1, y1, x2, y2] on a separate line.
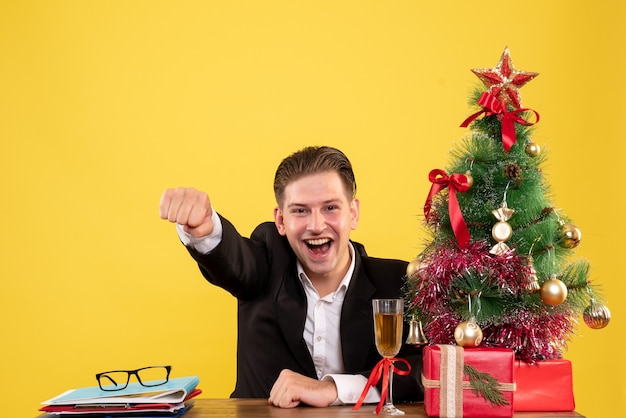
[351, 198, 360, 230]
[274, 206, 286, 236]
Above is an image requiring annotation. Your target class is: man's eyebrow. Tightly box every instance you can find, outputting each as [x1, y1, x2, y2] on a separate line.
[286, 199, 343, 208]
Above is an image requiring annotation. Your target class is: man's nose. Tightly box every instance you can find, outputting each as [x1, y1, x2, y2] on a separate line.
[308, 210, 326, 231]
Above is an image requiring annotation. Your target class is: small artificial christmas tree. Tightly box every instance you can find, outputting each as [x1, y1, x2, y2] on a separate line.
[404, 47, 611, 364]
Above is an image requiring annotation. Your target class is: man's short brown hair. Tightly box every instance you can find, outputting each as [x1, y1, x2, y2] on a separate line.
[273, 146, 357, 207]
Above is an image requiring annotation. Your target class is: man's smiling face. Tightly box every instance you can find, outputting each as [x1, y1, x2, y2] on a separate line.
[274, 170, 359, 285]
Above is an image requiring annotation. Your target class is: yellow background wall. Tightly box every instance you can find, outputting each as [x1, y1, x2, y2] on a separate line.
[1, 1, 623, 416]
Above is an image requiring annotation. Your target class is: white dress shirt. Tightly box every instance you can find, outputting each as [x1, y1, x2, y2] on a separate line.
[176, 210, 380, 405]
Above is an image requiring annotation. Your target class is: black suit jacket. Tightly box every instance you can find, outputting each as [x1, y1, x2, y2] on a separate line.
[187, 215, 423, 402]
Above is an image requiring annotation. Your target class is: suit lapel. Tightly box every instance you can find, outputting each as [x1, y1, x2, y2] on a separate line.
[340, 249, 378, 372]
[275, 266, 317, 377]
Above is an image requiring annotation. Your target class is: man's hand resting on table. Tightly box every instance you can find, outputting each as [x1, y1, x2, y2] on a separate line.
[268, 369, 338, 408]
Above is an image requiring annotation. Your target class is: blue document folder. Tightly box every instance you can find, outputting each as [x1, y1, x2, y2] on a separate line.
[42, 376, 200, 406]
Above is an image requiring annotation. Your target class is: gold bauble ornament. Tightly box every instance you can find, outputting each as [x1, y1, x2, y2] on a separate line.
[583, 301, 611, 329]
[525, 141, 541, 157]
[454, 320, 483, 348]
[540, 276, 568, 306]
[464, 171, 474, 188]
[406, 259, 426, 277]
[558, 223, 582, 249]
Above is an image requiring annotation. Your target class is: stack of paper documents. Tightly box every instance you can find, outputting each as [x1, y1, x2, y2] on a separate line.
[39, 376, 201, 417]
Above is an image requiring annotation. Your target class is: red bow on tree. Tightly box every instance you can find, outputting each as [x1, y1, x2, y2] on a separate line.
[460, 91, 540, 153]
[424, 169, 471, 249]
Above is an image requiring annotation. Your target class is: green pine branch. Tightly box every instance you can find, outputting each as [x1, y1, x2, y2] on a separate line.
[463, 364, 510, 407]
[450, 270, 508, 321]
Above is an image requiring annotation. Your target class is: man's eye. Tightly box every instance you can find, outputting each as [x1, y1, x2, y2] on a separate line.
[291, 208, 307, 214]
[326, 205, 338, 211]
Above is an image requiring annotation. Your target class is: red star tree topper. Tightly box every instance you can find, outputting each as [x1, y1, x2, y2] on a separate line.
[471, 47, 538, 109]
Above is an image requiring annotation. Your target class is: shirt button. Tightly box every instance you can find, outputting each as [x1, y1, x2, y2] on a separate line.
[317, 336, 322, 342]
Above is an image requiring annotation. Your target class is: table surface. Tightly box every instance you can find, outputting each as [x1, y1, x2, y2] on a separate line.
[179, 398, 585, 417]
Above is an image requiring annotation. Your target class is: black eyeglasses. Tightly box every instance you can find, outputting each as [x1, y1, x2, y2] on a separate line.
[96, 365, 171, 391]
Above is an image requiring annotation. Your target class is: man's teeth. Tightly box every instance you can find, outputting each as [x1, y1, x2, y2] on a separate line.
[306, 238, 330, 246]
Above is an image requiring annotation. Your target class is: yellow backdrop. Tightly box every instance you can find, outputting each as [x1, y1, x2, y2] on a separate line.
[1, 1, 623, 417]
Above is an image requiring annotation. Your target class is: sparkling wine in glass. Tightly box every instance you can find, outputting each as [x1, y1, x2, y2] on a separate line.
[372, 298, 404, 415]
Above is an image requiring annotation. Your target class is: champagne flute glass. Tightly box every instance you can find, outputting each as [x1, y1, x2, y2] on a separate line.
[372, 299, 405, 415]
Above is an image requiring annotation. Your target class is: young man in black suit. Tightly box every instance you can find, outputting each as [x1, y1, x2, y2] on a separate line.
[159, 146, 423, 408]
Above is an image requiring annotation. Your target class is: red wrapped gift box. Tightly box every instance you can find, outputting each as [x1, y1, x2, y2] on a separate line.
[422, 345, 515, 418]
[513, 359, 575, 411]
